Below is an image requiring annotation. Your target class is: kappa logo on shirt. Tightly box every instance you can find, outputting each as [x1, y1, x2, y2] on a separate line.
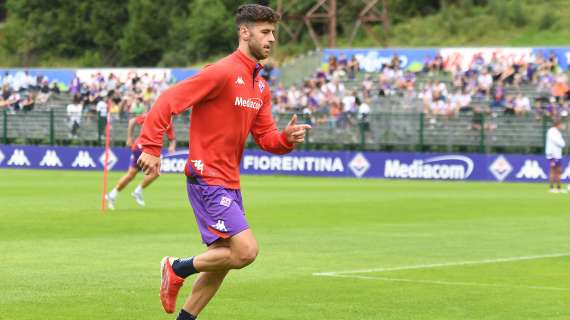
[235, 76, 245, 85]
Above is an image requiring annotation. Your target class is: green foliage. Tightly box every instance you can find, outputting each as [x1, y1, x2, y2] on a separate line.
[1, 0, 569, 66]
[185, 0, 236, 62]
[538, 10, 558, 31]
[119, 0, 185, 66]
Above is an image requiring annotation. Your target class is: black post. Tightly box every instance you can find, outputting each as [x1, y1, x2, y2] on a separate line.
[49, 109, 55, 145]
[2, 109, 7, 144]
[418, 112, 425, 151]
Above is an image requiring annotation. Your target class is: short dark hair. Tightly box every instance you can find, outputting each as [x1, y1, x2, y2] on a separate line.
[235, 4, 280, 27]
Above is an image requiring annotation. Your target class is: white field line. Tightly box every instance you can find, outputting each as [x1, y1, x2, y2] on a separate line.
[313, 252, 570, 276]
[325, 274, 570, 292]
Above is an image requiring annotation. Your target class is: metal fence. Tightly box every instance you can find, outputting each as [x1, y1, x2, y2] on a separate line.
[2, 109, 560, 154]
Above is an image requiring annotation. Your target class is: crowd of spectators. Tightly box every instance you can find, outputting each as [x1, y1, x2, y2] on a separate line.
[0, 71, 62, 113]
[270, 50, 570, 135]
[3, 49, 569, 140]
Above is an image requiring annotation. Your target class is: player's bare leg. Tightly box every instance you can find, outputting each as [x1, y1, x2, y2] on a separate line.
[193, 229, 259, 271]
[167, 229, 258, 318]
[181, 241, 232, 316]
[131, 172, 159, 207]
[106, 167, 138, 209]
[116, 167, 139, 191]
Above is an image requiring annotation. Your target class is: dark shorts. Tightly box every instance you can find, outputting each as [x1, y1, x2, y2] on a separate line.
[549, 158, 562, 168]
[186, 179, 249, 245]
[129, 149, 143, 169]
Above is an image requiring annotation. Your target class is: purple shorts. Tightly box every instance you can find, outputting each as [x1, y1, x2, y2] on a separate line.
[186, 180, 249, 245]
[129, 149, 143, 169]
[549, 158, 562, 168]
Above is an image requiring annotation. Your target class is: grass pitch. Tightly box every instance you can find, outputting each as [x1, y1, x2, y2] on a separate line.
[1, 169, 569, 320]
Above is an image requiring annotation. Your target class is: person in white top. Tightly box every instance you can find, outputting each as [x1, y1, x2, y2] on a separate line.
[545, 119, 566, 193]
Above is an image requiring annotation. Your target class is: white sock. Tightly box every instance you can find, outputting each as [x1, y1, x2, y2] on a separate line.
[134, 185, 143, 194]
[109, 188, 118, 198]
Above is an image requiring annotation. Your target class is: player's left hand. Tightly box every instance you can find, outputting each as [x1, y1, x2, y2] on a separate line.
[284, 114, 311, 144]
[168, 145, 176, 155]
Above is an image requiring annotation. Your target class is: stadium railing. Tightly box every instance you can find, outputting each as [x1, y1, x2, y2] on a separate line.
[1, 108, 554, 154]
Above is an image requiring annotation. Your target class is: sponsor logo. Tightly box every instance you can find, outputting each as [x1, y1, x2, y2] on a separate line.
[99, 150, 118, 169]
[191, 159, 204, 175]
[243, 155, 344, 173]
[348, 153, 370, 178]
[384, 155, 474, 180]
[39, 150, 63, 167]
[516, 160, 547, 180]
[7, 149, 31, 166]
[220, 196, 232, 207]
[0, 149, 4, 165]
[489, 155, 512, 181]
[234, 96, 262, 110]
[211, 220, 228, 233]
[235, 76, 245, 85]
[258, 81, 265, 93]
[72, 151, 96, 168]
[161, 157, 186, 173]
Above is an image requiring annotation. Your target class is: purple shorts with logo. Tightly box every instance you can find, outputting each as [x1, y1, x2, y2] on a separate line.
[186, 179, 249, 245]
[549, 158, 562, 168]
[129, 149, 143, 169]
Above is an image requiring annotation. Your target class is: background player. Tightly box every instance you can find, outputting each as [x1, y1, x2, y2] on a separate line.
[105, 113, 176, 209]
[545, 118, 566, 193]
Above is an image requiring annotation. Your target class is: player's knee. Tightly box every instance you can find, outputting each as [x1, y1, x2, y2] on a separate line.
[233, 246, 258, 269]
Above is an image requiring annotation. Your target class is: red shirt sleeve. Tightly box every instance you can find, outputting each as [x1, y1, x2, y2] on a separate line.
[250, 84, 294, 155]
[135, 114, 146, 125]
[139, 65, 227, 156]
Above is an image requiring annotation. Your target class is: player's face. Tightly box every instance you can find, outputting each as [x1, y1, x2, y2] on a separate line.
[246, 22, 276, 61]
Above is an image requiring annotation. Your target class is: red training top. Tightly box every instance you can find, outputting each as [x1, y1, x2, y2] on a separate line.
[138, 49, 294, 189]
[132, 113, 175, 151]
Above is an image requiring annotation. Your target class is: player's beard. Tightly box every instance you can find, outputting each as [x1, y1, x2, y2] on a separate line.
[248, 38, 269, 61]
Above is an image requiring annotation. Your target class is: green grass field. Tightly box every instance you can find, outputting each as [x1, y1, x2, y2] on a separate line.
[1, 169, 570, 320]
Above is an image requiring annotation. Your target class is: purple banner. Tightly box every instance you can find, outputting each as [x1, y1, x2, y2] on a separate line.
[0, 145, 568, 183]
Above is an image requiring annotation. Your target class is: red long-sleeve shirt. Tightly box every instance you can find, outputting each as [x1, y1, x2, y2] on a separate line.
[139, 49, 293, 189]
[132, 113, 175, 151]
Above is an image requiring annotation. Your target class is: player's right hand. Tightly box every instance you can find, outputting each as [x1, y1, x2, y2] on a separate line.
[137, 152, 161, 176]
[126, 138, 133, 146]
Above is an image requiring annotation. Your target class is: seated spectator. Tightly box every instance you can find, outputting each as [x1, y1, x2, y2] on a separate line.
[514, 93, 531, 116]
[361, 75, 374, 98]
[35, 80, 51, 105]
[552, 73, 569, 102]
[490, 82, 505, 109]
[347, 55, 360, 80]
[477, 68, 493, 98]
[327, 56, 338, 75]
[471, 106, 494, 131]
[66, 94, 83, 138]
[504, 95, 516, 116]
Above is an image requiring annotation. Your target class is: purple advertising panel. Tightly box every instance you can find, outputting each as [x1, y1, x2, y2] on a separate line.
[1, 146, 568, 183]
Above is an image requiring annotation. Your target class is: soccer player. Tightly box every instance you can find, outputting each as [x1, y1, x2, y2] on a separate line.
[136, 4, 310, 319]
[105, 113, 176, 209]
[545, 119, 566, 193]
